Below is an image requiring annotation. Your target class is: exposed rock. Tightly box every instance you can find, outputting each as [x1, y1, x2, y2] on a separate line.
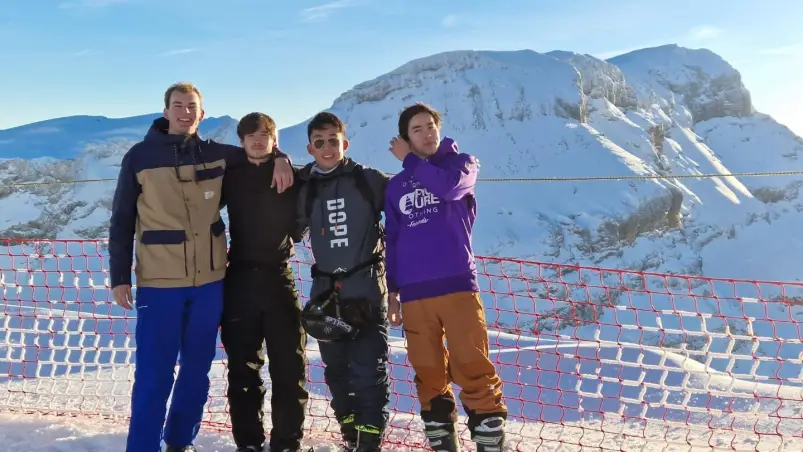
[547, 50, 639, 109]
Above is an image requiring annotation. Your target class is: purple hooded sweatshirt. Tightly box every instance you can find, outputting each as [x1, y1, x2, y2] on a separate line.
[384, 136, 480, 303]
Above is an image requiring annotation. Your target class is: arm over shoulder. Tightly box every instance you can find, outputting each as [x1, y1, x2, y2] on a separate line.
[363, 167, 391, 212]
[284, 168, 306, 242]
[402, 144, 478, 201]
[294, 181, 311, 243]
[383, 177, 400, 293]
[207, 140, 246, 168]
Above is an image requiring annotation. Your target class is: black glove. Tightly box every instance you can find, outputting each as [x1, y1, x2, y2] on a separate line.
[339, 297, 373, 329]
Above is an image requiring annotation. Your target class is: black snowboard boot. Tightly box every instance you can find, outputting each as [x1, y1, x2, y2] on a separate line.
[469, 414, 506, 452]
[423, 421, 461, 452]
[354, 425, 382, 452]
[165, 446, 197, 452]
[337, 414, 358, 451]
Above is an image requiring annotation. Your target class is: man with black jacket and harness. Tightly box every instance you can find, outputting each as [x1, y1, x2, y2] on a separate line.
[220, 112, 311, 452]
[296, 111, 390, 452]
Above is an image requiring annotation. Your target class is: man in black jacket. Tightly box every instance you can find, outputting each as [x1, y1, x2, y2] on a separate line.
[220, 112, 310, 452]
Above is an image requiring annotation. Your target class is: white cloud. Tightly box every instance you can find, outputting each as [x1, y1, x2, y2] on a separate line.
[687, 25, 724, 41]
[760, 43, 803, 56]
[58, 0, 128, 8]
[300, 0, 359, 23]
[442, 15, 458, 28]
[160, 48, 198, 57]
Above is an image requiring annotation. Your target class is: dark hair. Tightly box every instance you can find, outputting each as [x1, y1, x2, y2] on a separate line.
[237, 112, 277, 140]
[398, 102, 442, 140]
[164, 82, 203, 109]
[307, 111, 346, 141]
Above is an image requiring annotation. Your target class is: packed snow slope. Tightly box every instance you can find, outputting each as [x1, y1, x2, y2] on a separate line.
[1, 44, 802, 281]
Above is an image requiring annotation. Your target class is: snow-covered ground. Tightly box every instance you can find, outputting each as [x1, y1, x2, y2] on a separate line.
[3, 243, 803, 451]
[3, 283, 803, 451]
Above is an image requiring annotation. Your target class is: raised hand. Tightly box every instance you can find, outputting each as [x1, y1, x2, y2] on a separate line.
[389, 136, 411, 162]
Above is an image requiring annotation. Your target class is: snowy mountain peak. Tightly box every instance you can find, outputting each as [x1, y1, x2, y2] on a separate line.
[607, 44, 753, 123]
[330, 49, 586, 122]
[609, 44, 739, 80]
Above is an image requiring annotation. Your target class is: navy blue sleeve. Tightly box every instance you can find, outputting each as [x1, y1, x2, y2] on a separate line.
[273, 146, 289, 161]
[108, 149, 141, 288]
[212, 140, 290, 170]
[295, 181, 310, 244]
[220, 168, 231, 209]
[287, 171, 306, 243]
[214, 141, 246, 169]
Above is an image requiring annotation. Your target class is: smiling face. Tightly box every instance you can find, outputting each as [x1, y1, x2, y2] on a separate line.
[163, 87, 204, 135]
[307, 123, 348, 170]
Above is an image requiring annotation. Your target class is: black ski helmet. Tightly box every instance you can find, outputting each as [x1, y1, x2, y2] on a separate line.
[301, 294, 358, 342]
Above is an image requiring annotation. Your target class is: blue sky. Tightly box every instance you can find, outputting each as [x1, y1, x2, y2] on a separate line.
[2, 0, 802, 135]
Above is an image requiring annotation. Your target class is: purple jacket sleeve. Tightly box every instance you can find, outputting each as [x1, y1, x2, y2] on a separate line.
[401, 144, 478, 201]
[384, 188, 400, 293]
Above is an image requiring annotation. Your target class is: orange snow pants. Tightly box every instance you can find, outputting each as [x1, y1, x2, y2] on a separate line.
[401, 291, 506, 423]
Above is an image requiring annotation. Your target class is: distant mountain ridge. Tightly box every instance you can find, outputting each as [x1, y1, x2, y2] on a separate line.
[0, 113, 238, 160]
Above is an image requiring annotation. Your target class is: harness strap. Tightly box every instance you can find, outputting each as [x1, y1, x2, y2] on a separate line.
[310, 252, 382, 283]
[307, 251, 382, 328]
[310, 252, 382, 311]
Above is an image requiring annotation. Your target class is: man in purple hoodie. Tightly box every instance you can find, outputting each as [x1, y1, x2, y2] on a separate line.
[384, 102, 507, 452]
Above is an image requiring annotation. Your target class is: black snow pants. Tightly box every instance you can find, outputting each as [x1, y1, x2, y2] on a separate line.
[318, 311, 390, 439]
[220, 263, 309, 451]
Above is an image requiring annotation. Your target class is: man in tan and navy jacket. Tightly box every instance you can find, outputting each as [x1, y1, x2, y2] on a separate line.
[108, 82, 294, 452]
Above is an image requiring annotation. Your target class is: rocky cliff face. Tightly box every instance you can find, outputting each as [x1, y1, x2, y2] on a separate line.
[608, 44, 753, 123]
[331, 49, 588, 125]
[546, 50, 638, 110]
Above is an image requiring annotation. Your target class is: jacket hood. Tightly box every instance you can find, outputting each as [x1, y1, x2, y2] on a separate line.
[144, 117, 201, 147]
[428, 136, 458, 164]
[298, 157, 358, 182]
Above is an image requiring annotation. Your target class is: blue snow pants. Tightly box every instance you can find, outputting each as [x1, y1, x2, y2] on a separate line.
[125, 280, 224, 452]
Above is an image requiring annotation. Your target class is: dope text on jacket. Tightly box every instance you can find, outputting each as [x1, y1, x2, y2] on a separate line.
[296, 158, 390, 309]
[326, 198, 349, 247]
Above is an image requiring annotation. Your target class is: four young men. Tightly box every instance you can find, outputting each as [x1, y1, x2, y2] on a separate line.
[110, 82, 506, 452]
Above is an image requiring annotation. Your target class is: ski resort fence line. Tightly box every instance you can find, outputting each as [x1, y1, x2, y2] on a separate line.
[2, 238, 803, 451]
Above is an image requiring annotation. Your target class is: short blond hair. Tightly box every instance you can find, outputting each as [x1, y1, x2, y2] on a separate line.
[164, 82, 203, 109]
